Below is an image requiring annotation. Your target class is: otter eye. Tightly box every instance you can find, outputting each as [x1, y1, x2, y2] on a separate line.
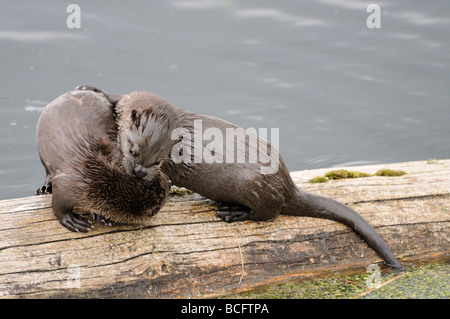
[130, 149, 137, 156]
[154, 160, 161, 166]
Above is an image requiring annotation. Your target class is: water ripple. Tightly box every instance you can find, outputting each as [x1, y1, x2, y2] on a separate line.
[0, 30, 85, 42]
[235, 7, 328, 27]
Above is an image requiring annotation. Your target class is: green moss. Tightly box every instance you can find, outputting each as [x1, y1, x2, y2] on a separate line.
[374, 169, 407, 177]
[362, 263, 449, 299]
[324, 170, 371, 180]
[227, 272, 373, 299]
[307, 167, 409, 184]
[226, 262, 449, 299]
[354, 171, 372, 178]
[308, 169, 373, 183]
[427, 158, 438, 164]
[309, 176, 329, 183]
[169, 186, 193, 196]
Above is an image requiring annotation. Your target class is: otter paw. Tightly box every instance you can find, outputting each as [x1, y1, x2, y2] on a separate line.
[36, 183, 52, 195]
[149, 207, 160, 217]
[59, 212, 94, 233]
[91, 213, 115, 227]
[216, 205, 254, 222]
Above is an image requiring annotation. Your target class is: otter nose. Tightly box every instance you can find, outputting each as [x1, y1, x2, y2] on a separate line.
[133, 167, 147, 179]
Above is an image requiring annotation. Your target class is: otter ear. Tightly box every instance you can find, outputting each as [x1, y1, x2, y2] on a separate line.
[131, 109, 139, 121]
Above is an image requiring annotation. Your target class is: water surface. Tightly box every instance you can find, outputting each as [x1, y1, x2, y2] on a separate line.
[1, 0, 449, 199]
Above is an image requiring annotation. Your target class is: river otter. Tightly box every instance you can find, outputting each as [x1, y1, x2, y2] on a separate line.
[115, 92, 181, 180]
[88, 88, 402, 269]
[35, 89, 170, 232]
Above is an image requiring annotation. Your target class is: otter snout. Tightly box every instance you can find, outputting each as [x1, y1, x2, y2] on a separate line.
[133, 167, 148, 179]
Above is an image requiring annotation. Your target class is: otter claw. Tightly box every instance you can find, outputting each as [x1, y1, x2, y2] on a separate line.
[59, 212, 93, 233]
[36, 183, 52, 195]
[91, 213, 115, 227]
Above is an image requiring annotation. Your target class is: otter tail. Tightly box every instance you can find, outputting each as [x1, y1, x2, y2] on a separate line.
[284, 189, 403, 270]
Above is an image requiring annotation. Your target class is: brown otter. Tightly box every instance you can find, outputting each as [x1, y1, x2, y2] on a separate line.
[115, 92, 181, 180]
[35, 89, 170, 232]
[90, 88, 402, 269]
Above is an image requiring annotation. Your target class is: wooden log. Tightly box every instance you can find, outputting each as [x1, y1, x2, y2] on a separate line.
[0, 159, 449, 298]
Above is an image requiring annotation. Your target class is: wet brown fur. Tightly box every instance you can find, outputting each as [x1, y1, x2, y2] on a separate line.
[116, 92, 181, 179]
[114, 90, 403, 270]
[36, 90, 170, 232]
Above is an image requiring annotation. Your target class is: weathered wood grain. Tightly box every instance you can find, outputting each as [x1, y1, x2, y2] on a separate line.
[0, 159, 449, 298]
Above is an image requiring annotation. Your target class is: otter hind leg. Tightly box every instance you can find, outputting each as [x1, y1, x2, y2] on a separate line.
[216, 197, 283, 222]
[216, 204, 254, 222]
[52, 183, 93, 232]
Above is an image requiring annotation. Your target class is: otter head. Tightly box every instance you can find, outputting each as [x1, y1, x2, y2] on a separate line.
[117, 92, 181, 180]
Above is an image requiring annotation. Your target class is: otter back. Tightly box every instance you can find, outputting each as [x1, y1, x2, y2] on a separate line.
[36, 89, 170, 232]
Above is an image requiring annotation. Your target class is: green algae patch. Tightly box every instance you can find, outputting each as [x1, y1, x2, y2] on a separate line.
[169, 185, 193, 195]
[308, 170, 371, 183]
[374, 169, 407, 177]
[325, 170, 371, 180]
[308, 168, 408, 183]
[226, 262, 449, 299]
[309, 176, 329, 183]
[360, 262, 449, 299]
